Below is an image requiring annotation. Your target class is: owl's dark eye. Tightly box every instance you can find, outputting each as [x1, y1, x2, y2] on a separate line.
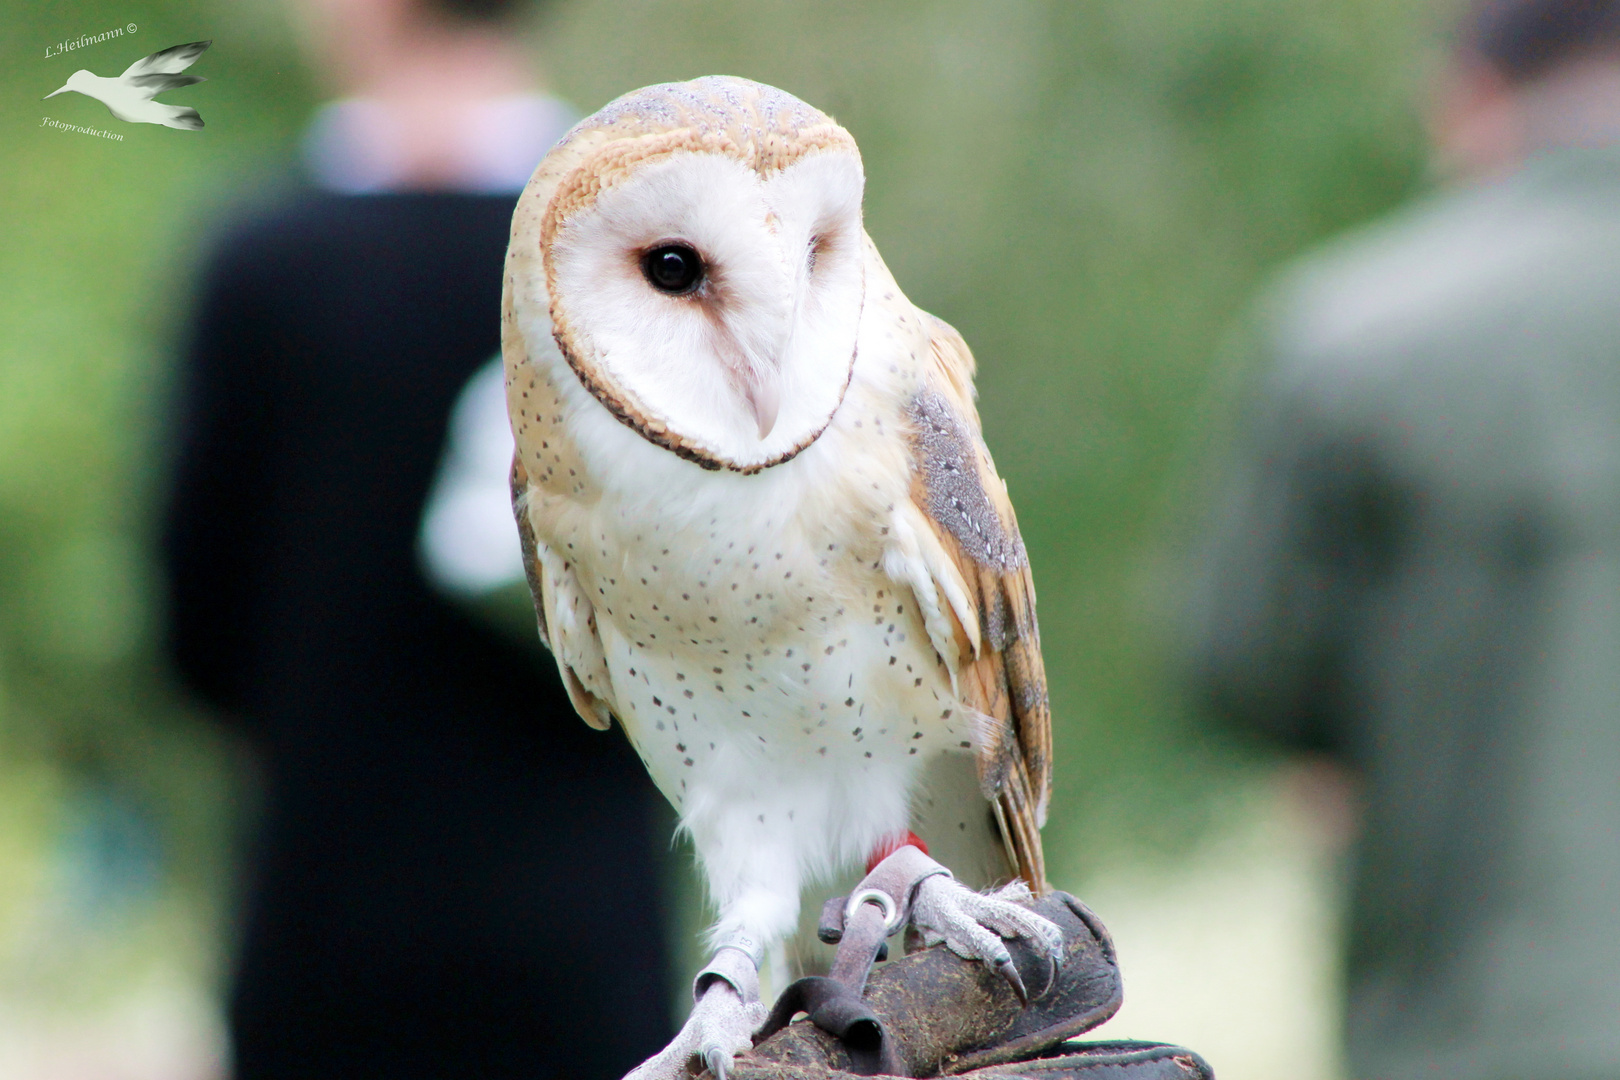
[641, 244, 705, 295]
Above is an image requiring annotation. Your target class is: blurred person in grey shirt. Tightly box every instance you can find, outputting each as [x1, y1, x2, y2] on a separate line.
[1187, 2, 1620, 1076]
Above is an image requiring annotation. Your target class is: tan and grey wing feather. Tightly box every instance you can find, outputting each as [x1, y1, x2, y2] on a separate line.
[511, 454, 552, 651]
[902, 314, 1053, 892]
[505, 294, 616, 732]
[511, 468, 616, 731]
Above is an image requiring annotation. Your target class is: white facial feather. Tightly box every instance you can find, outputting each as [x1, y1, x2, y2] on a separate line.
[547, 148, 865, 471]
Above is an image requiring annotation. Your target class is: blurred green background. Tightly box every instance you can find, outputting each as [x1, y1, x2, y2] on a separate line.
[0, 0, 1450, 1075]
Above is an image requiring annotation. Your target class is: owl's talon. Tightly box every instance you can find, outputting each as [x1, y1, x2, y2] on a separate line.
[703, 1046, 730, 1080]
[909, 875, 1064, 1003]
[994, 953, 1029, 1005]
[621, 974, 764, 1080]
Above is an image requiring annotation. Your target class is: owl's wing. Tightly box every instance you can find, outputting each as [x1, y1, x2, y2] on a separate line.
[888, 314, 1052, 891]
[511, 453, 616, 731]
[504, 264, 619, 734]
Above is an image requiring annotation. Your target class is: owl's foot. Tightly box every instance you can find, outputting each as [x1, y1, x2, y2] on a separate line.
[624, 947, 767, 1080]
[909, 876, 1066, 1003]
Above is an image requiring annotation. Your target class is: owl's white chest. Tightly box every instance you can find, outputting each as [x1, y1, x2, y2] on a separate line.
[551, 452, 975, 896]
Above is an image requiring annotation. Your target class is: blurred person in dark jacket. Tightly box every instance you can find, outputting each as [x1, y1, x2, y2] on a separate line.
[1187, 2, 1620, 1077]
[161, 1, 672, 1076]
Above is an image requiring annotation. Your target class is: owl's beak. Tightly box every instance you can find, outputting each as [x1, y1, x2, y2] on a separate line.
[713, 309, 782, 440]
[744, 372, 780, 440]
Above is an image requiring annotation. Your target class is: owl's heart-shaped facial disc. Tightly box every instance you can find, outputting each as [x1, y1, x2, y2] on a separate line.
[534, 78, 867, 473]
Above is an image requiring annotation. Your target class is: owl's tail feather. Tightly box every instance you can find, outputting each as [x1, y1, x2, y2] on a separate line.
[992, 755, 1049, 895]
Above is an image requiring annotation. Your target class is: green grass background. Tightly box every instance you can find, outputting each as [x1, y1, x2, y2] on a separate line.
[0, 0, 1448, 1020]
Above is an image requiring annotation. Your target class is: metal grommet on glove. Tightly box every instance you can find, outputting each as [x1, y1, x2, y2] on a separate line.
[844, 888, 902, 935]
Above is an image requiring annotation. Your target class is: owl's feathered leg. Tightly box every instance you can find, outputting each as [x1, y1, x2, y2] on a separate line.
[624, 944, 767, 1080]
[626, 823, 801, 1080]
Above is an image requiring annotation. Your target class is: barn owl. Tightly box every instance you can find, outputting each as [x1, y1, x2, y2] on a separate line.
[504, 77, 1060, 1079]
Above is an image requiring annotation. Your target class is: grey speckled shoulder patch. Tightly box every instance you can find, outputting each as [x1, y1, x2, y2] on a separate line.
[908, 389, 1026, 571]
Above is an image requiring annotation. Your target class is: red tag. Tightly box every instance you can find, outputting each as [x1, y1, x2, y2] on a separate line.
[865, 831, 929, 874]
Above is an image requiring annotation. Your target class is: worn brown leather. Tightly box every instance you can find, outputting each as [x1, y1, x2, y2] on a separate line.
[721, 1041, 1213, 1080]
[736, 890, 1125, 1078]
[964, 1041, 1213, 1078]
[716, 1042, 1211, 1080]
[698, 847, 1214, 1080]
[753, 845, 952, 1074]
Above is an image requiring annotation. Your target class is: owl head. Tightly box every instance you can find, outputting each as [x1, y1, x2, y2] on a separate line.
[509, 76, 867, 473]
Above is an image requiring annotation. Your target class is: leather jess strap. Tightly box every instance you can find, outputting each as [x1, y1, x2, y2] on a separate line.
[754, 845, 950, 1073]
[865, 831, 930, 874]
[695, 941, 763, 1004]
[822, 844, 950, 958]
